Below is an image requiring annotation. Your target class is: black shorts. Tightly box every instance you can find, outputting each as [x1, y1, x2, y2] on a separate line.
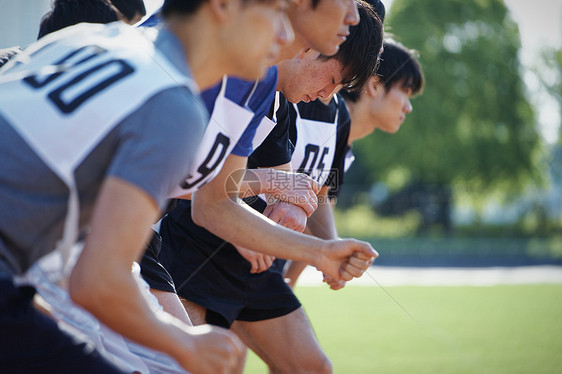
[140, 230, 176, 293]
[157, 200, 301, 329]
[0, 277, 126, 374]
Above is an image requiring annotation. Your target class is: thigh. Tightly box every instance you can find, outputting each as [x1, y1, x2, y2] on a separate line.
[179, 297, 207, 326]
[231, 307, 332, 374]
[151, 288, 193, 326]
[0, 280, 126, 374]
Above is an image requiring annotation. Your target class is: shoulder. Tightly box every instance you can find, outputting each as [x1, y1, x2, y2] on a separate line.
[0, 46, 21, 68]
[123, 86, 208, 141]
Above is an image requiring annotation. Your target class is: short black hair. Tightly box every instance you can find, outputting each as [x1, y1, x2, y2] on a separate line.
[38, 0, 118, 39]
[364, 0, 385, 23]
[161, 0, 205, 17]
[341, 39, 425, 102]
[377, 40, 424, 94]
[318, 0, 383, 93]
[111, 0, 146, 21]
[161, 0, 273, 18]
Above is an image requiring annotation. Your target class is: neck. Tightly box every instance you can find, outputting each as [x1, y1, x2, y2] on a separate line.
[165, 19, 225, 91]
[347, 100, 375, 144]
[276, 32, 306, 63]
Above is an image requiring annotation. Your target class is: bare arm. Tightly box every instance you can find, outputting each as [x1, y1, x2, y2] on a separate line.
[284, 187, 347, 290]
[192, 155, 378, 281]
[237, 166, 320, 217]
[234, 162, 310, 273]
[69, 177, 243, 374]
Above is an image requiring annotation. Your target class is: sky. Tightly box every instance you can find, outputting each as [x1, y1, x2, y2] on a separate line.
[502, 0, 562, 143]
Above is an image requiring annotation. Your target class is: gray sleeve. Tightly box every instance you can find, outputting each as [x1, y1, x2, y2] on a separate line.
[107, 86, 208, 209]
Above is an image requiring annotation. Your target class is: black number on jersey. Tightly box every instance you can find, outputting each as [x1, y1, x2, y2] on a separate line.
[181, 133, 230, 190]
[23, 45, 134, 114]
[299, 144, 330, 181]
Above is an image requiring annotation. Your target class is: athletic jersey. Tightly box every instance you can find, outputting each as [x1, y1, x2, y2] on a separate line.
[248, 92, 294, 168]
[287, 94, 350, 189]
[329, 144, 355, 198]
[140, 12, 279, 196]
[0, 22, 207, 276]
[168, 67, 278, 196]
[247, 94, 350, 211]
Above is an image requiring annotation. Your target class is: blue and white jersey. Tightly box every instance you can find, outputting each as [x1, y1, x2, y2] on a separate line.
[201, 67, 279, 158]
[168, 67, 278, 196]
[141, 11, 279, 196]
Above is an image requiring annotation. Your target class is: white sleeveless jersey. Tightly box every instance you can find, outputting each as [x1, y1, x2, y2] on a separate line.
[0, 22, 196, 275]
[0, 22, 195, 180]
[288, 95, 351, 188]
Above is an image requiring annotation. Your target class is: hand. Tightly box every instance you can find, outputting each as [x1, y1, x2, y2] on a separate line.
[266, 172, 321, 217]
[178, 324, 245, 374]
[316, 239, 378, 281]
[263, 201, 307, 233]
[322, 274, 347, 290]
[235, 245, 275, 273]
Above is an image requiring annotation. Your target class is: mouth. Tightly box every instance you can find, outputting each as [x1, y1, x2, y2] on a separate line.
[338, 29, 350, 41]
[303, 94, 312, 103]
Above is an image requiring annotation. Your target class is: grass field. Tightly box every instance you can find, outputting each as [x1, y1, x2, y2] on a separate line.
[244, 284, 562, 373]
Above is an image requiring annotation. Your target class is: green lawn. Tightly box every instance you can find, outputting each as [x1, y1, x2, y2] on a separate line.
[244, 284, 562, 373]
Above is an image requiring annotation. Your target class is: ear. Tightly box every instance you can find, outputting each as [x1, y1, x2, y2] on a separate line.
[296, 48, 309, 60]
[208, 0, 233, 22]
[366, 76, 382, 98]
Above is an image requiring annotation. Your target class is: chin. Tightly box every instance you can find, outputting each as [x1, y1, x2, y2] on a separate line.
[316, 42, 339, 57]
[283, 93, 300, 104]
[236, 67, 266, 82]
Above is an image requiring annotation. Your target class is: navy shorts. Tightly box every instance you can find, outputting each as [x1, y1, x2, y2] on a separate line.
[140, 230, 177, 293]
[0, 276, 126, 374]
[156, 200, 301, 329]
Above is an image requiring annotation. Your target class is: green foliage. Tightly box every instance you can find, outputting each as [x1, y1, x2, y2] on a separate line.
[351, 0, 543, 194]
[333, 204, 420, 238]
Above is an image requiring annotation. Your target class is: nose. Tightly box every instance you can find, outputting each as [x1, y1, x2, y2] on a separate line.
[404, 98, 413, 114]
[318, 82, 340, 99]
[345, 0, 360, 26]
[278, 13, 295, 47]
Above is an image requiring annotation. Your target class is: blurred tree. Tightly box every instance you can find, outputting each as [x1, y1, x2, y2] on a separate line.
[535, 46, 562, 144]
[348, 0, 544, 202]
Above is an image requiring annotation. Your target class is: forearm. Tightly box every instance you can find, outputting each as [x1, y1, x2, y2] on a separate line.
[286, 190, 340, 288]
[71, 263, 191, 361]
[68, 178, 193, 363]
[192, 155, 377, 280]
[306, 187, 338, 240]
[193, 192, 323, 265]
[237, 162, 293, 198]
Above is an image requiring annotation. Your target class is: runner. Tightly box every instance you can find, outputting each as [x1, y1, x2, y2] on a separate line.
[157, 3, 383, 372]
[0, 1, 293, 373]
